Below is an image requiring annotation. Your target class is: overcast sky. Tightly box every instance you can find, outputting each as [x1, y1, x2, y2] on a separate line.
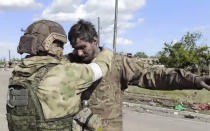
[0, 0, 210, 60]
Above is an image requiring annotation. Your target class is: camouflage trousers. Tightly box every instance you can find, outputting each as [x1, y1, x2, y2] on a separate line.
[102, 117, 123, 131]
[72, 108, 103, 131]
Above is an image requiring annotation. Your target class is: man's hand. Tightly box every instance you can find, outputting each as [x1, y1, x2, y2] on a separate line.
[195, 75, 210, 90]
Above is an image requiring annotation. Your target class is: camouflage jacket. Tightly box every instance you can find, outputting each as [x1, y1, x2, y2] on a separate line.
[66, 53, 201, 131]
[9, 50, 112, 120]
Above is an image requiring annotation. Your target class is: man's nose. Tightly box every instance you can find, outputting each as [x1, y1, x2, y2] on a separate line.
[77, 50, 84, 57]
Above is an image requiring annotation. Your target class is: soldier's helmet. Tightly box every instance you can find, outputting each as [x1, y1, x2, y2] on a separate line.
[17, 20, 67, 59]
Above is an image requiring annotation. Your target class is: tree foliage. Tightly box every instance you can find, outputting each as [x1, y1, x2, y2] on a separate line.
[134, 51, 148, 58]
[158, 32, 210, 69]
[0, 58, 6, 65]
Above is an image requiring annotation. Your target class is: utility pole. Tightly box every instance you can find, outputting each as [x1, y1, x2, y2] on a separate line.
[97, 17, 100, 47]
[113, 0, 118, 53]
[9, 50, 11, 62]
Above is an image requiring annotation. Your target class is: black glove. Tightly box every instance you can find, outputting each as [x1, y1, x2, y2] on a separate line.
[195, 75, 210, 90]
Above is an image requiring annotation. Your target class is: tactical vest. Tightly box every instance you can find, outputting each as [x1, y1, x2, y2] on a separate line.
[6, 64, 73, 131]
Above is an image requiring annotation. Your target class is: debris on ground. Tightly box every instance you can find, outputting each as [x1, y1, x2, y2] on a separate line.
[184, 114, 196, 119]
[191, 104, 210, 110]
[175, 104, 186, 111]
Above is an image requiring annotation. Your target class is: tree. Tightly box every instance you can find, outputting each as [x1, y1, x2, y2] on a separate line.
[134, 52, 148, 58]
[0, 58, 6, 65]
[158, 32, 209, 70]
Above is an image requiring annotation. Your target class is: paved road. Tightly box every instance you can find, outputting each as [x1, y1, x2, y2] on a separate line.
[123, 108, 210, 131]
[0, 69, 11, 131]
[1, 70, 210, 131]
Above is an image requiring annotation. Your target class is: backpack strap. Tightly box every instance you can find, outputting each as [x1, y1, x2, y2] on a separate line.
[29, 63, 58, 121]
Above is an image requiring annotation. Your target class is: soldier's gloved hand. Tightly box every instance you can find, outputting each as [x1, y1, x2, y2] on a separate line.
[195, 75, 210, 90]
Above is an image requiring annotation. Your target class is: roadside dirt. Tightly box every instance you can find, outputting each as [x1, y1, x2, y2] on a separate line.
[123, 92, 210, 115]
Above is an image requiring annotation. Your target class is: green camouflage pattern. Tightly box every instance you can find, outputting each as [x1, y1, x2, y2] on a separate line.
[7, 49, 113, 131]
[7, 55, 74, 131]
[37, 50, 113, 119]
[68, 53, 201, 131]
[72, 107, 102, 131]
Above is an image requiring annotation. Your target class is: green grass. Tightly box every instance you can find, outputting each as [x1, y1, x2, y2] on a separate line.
[126, 86, 210, 104]
[0, 62, 5, 65]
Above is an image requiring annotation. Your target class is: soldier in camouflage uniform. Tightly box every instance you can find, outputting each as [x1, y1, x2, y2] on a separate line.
[6, 20, 113, 131]
[66, 19, 210, 131]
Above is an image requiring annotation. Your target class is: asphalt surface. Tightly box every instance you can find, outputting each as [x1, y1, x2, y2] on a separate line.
[123, 108, 210, 131]
[0, 69, 11, 131]
[1, 69, 210, 131]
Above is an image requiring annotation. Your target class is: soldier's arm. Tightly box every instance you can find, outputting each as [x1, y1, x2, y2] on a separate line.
[75, 48, 113, 81]
[36, 49, 113, 119]
[121, 56, 203, 90]
[63, 49, 113, 93]
[38, 49, 113, 96]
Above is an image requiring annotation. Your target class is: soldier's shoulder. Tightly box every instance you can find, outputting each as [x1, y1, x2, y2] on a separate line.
[61, 53, 74, 63]
[113, 53, 132, 62]
[110, 54, 126, 67]
[114, 53, 125, 59]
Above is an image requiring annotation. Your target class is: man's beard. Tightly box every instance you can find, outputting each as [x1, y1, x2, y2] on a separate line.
[79, 56, 92, 63]
[74, 47, 99, 64]
[77, 54, 94, 64]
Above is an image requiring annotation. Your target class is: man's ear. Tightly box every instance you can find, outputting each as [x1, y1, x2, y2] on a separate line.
[93, 37, 98, 46]
[73, 49, 77, 55]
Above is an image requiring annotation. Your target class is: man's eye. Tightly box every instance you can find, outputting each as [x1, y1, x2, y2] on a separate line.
[81, 46, 86, 49]
[76, 46, 85, 50]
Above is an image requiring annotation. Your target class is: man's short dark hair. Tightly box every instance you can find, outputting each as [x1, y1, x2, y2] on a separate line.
[68, 19, 98, 45]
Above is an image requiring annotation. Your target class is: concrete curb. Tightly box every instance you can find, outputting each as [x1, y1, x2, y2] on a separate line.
[123, 102, 210, 123]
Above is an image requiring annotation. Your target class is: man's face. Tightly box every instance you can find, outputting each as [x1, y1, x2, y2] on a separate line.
[72, 38, 97, 63]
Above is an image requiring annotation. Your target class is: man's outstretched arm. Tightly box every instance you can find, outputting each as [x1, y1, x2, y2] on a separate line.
[121, 55, 210, 90]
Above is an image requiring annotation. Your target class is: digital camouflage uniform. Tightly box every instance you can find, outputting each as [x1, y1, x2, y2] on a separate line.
[66, 53, 202, 131]
[6, 19, 113, 131]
